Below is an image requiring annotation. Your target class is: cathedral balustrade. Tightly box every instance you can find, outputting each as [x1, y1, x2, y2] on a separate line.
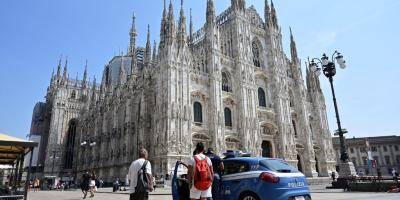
[193, 122, 203, 128]
[216, 9, 231, 26]
[220, 56, 234, 67]
[258, 106, 276, 120]
[260, 122, 278, 136]
[254, 66, 267, 76]
[192, 27, 205, 45]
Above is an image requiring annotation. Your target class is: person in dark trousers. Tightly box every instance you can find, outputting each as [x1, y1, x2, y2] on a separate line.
[343, 177, 350, 192]
[205, 148, 224, 200]
[81, 171, 91, 199]
[113, 178, 120, 192]
[127, 148, 154, 200]
[377, 168, 382, 181]
[331, 172, 336, 182]
[392, 169, 398, 183]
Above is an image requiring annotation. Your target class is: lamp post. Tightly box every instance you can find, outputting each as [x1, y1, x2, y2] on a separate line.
[49, 151, 60, 175]
[49, 148, 60, 190]
[309, 51, 356, 177]
[81, 139, 96, 170]
[49, 148, 60, 176]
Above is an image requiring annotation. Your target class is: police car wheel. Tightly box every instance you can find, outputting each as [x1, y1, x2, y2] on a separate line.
[240, 193, 259, 200]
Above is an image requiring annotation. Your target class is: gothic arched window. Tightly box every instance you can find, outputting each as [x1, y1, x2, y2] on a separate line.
[289, 90, 295, 107]
[222, 72, 232, 92]
[224, 107, 232, 127]
[64, 119, 77, 169]
[71, 90, 76, 99]
[292, 120, 298, 137]
[193, 102, 203, 124]
[252, 41, 261, 67]
[258, 88, 267, 107]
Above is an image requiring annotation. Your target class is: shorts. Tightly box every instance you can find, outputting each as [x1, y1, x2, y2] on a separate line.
[190, 186, 212, 199]
[90, 180, 96, 187]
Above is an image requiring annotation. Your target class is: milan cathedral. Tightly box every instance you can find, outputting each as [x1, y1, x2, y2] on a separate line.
[31, 0, 337, 182]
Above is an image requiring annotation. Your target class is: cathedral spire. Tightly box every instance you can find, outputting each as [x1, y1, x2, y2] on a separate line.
[189, 8, 193, 43]
[290, 27, 298, 63]
[129, 12, 137, 56]
[91, 76, 97, 105]
[231, 0, 237, 11]
[145, 25, 152, 64]
[152, 40, 157, 61]
[119, 55, 126, 85]
[91, 76, 96, 94]
[160, 0, 167, 48]
[231, 0, 245, 12]
[265, 0, 271, 27]
[166, 0, 175, 39]
[56, 55, 62, 78]
[62, 57, 68, 83]
[50, 68, 55, 85]
[178, 0, 187, 47]
[206, 0, 215, 25]
[83, 60, 88, 88]
[270, 0, 278, 28]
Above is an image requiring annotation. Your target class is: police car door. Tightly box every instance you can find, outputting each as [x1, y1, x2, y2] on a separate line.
[221, 161, 251, 199]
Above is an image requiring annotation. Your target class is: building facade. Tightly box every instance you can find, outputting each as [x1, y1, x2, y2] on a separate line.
[333, 136, 400, 176]
[32, 0, 337, 182]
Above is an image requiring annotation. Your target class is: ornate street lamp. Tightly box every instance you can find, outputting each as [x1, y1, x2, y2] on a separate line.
[309, 51, 355, 177]
[49, 151, 60, 176]
[81, 138, 96, 169]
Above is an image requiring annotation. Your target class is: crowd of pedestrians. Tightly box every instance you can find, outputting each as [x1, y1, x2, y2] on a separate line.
[28, 143, 225, 200]
[125, 142, 223, 200]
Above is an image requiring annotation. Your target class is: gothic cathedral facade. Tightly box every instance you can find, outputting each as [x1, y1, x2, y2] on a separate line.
[34, 0, 337, 181]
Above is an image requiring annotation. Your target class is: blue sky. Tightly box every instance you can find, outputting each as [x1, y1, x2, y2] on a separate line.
[0, 0, 399, 139]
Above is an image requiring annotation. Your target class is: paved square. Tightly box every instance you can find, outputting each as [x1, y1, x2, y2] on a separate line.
[28, 190, 169, 200]
[28, 189, 400, 200]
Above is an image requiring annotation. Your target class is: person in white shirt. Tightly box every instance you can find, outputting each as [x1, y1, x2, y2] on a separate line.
[127, 148, 153, 200]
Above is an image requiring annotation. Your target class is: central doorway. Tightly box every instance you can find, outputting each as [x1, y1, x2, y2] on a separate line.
[262, 141, 272, 158]
[297, 154, 303, 173]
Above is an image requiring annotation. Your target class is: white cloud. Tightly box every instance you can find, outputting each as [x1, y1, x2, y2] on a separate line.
[301, 31, 337, 56]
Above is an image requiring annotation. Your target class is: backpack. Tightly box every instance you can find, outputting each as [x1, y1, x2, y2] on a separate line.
[193, 155, 212, 190]
[135, 160, 150, 193]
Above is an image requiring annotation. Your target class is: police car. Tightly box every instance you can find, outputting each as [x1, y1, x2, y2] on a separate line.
[172, 152, 311, 200]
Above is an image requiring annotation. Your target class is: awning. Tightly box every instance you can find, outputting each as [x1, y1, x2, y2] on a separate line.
[0, 133, 37, 165]
[0, 133, 38, 200]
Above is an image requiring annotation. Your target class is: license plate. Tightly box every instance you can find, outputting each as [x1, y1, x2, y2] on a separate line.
[295, 197, 305, 200]
[288, 181, 305, 188]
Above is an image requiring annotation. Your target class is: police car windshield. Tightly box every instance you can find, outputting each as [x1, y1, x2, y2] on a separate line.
[259, 159, 299, 173]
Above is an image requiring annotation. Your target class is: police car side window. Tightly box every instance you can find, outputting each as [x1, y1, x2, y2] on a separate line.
[223, 161, 250, 175]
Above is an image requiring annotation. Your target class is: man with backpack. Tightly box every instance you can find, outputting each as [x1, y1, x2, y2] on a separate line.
[128, 148, 153, 200]
[188, 142, 214, 200]
[205, 148, 224, 199]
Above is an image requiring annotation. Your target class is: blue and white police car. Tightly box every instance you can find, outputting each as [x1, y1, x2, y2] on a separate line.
[172, 153, 311, 200]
